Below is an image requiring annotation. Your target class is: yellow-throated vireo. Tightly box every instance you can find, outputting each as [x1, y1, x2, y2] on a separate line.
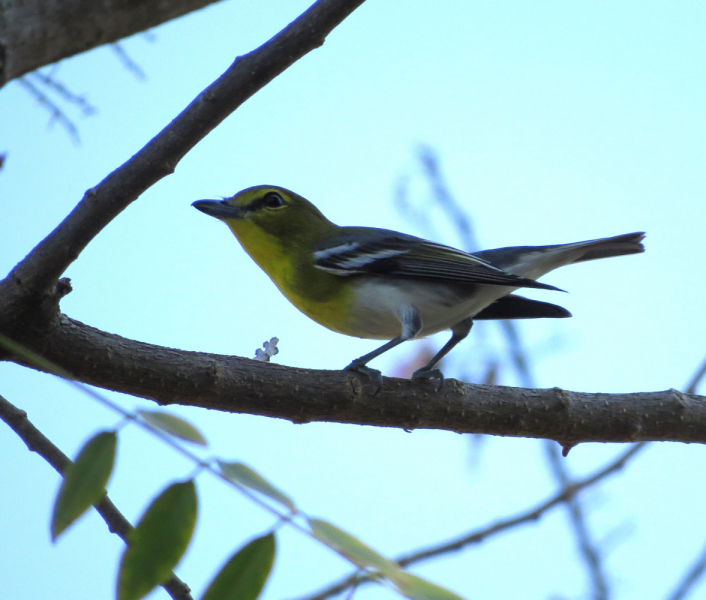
[193, 186, 644, 384]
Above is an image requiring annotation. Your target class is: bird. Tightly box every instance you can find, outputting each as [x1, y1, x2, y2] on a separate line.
[193, 185, 644, 385]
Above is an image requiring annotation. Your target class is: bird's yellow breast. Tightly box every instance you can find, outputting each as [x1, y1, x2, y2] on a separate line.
[226, 219, 361, 337]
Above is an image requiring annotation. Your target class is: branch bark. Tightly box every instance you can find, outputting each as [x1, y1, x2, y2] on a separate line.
[7, 313, 705, 446]
[0, 0, 366, 341]
[0, 393, 193, 600]
[0, 0, 227, 87]
[0, 0, 365, 302]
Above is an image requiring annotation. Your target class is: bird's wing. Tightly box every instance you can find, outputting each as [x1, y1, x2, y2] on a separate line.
[313, 228, 561, 291]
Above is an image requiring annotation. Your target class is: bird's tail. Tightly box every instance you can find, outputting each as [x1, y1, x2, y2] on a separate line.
[568, 232, 645, 263]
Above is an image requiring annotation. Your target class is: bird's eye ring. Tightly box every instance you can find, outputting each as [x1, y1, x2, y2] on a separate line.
[263, 192, 286, 209]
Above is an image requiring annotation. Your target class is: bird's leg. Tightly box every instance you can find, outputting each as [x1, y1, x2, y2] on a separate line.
[412, 317, 474, 388]
[344, 336, 407, 388]
[344, 307, 422, 390]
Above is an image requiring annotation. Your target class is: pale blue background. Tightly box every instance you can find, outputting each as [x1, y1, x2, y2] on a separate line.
[1, 1, 706, 599]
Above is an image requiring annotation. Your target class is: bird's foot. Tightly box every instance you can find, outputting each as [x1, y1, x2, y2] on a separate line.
[411, 367, 444, 392]
[344, 362, 383, 395]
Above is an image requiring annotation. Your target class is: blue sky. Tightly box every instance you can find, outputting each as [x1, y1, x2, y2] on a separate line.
[2, 1, 706, 599]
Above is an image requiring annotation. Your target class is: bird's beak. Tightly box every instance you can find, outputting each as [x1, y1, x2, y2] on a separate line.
[192, 199, 248, 220]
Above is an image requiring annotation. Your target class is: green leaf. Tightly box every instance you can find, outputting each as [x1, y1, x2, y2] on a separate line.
[201, 533, 276, 600]
[137, 410, 207, 446]
[118, 480, 198, 600]
[308, 518, 399, 576]
[51, 430, 117, 540]
[218, 461, 296, 513]
[390, 572, 466, 600]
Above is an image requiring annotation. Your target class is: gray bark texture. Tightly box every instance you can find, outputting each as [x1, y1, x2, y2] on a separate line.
[0, 0, 224, 87]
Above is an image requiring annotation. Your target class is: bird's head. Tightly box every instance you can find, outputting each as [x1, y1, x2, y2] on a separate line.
[193, 185, 334, 243]
[192, 186, 340, 282]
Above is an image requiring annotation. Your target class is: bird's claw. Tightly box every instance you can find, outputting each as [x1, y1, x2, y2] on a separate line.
[344, 363, 383, 395]
[411, 368, 444, 392]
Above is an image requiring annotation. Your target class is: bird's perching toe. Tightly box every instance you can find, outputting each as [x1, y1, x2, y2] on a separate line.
[411, 367, 445, 391]
[344, 362, 383, 394]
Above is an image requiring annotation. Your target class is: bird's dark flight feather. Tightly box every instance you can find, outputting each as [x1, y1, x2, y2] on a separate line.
[473, 294, 572, 320]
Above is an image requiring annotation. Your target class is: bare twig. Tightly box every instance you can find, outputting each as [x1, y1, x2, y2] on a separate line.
[17, 77, 81, 144]
[30, 70, 97, 116]
[112, 43, 147, 80]
[666, 540, 706, 600]
[685, 355, 706, 395]
[507, 306, 609, 600]
[296, 443, 646, 600]
[545, 441, 610, 600]
[0, 392, 193, 600]
[508, 333, 611, 600]
[661, 352, 706, 600]
[417, 145, 478, 251]
[400, 444, 645, 565]
[410, 146, 612, 598]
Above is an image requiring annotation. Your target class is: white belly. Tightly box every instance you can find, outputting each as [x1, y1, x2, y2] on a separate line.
[347, 278, 517, 340]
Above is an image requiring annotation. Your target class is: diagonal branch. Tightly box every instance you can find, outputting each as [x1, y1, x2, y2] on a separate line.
[666, 538, 706, 600]
[0, 392, 193, 600]
[0, 0, 366, 310]
[297, 443, 646, 600]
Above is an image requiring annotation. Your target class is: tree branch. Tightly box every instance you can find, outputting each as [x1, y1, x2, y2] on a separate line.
[297, 443, 646, 600]
[0, 0, 226, 87]
[661, 357, 706, 599]
[0, 0, 366, 319]
[0, 392, 193, 600]
[545, 441, 610, 600]
[4, 314, 704, 445]
[666, 538, 706, 600]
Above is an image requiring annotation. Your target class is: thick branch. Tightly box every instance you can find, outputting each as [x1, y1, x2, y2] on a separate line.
[9, 314, 706, 445]
[0, 0, 365, 321]
[0, 392, 193, 600]
[0, 0, 226, 87]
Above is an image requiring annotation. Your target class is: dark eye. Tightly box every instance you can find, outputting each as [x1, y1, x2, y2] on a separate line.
[263, 192, 285, 209]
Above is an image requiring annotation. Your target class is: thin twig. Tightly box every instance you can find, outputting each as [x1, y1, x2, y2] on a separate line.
[112, 43, 147, 80]
[29, 71, 97, 116]
[545, 441, 610, 600]
[417, 145, 478, 252]
[413, 148, 612, 599]
[666, 540, 706, 600]
[685, 355, 706, 395]
[0, 392, 193, 600]
[17, 77, 81, 144]
[661, 352, 706, 600]
[296, 443, 646, 600]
